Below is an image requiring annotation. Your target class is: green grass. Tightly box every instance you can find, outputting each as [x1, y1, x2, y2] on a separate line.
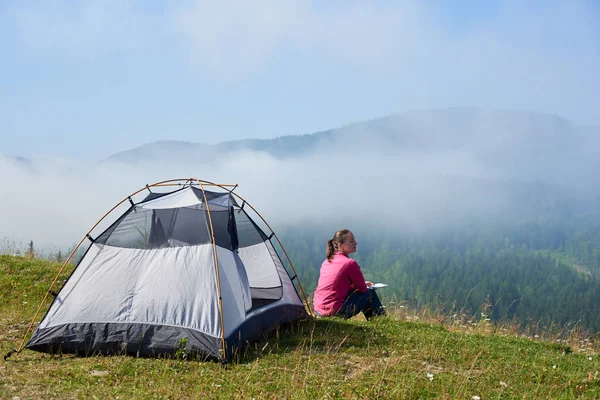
[1, 255, 599, 399]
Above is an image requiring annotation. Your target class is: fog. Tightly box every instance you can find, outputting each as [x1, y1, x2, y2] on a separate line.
[3, 108, 598, 254]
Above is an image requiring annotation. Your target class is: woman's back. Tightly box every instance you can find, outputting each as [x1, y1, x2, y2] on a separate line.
[313, 251, 367, 316]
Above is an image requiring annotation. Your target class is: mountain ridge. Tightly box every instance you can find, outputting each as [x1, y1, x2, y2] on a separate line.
[104, 107, 581, 163]
[97, 107, 600, 193]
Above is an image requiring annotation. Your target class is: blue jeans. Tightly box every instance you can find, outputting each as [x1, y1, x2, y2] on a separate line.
[336, 289, 386, 320]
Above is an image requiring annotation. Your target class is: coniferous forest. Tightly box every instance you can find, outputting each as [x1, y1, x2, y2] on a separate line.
[278, 208, 600, 333]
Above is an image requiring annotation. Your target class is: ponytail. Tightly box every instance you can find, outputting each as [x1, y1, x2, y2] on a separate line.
[325, 229, 352, 261]
[325, 239, 336, 261]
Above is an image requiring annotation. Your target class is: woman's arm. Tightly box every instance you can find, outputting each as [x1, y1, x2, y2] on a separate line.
[346, 260, 368, 292]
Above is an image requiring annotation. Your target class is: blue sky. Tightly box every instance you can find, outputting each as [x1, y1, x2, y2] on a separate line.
[1, 0, 599, 160]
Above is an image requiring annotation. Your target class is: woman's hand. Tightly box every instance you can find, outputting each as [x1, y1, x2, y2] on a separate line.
[365, 281, 373, 287]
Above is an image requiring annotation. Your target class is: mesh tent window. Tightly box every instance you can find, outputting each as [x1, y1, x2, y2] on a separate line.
[94, 186, 289, 309]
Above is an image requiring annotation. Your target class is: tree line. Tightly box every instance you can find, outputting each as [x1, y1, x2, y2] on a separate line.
[279, 216, 600, 332]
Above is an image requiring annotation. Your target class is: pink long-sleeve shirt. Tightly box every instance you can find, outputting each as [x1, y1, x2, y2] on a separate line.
[313, 251, 368, 316]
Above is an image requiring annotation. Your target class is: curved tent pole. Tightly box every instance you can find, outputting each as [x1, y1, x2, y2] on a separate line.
[190, 179, 313, 318]
[9, 178, 225, 358]
[7, 177, 310, 360]
[10, 180, 169, 357]
[228, 195, 314, 318]
[183, 179, 313, 317]
[192, 178, 229, 361]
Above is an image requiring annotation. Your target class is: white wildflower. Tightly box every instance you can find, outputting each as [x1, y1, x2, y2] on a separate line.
[552, 365, 557, 369]
[426, 373, 434, 381]
[534, 335, 539, 338]
[472, 396, 481, 400]
[500, 381, 508, 388]
[589, 357, 593, 361]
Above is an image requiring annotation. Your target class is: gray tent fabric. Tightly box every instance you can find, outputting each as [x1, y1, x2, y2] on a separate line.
[26, 185, 308, 361]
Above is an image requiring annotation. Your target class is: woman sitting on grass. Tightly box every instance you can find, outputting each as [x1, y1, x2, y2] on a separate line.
[313, 229, 386, 320]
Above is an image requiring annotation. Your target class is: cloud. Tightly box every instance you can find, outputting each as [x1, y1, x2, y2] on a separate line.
[0, 132, 516, 254]
[7, 1, 599, 124]
[173, 0, 305, 79]
[13, 1, 162, 59]
[2, 108, 597, 255]
[172, 1, 431, 75]
[171, 1, 600, 124]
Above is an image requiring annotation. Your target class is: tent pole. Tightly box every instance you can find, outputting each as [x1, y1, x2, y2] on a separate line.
[184, 179, 313, 317]
[228, 195, 314, 318]
[193, 178, 228, 361]
[10, 179, 183, 356]
[10, 177, 310, 360]
[10, 178, 210, 357]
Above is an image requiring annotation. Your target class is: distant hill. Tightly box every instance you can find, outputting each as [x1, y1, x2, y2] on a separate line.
[103, 107, 600, 189]
[104, 131, 336, 164]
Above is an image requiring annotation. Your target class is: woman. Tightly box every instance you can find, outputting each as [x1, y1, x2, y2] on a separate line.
[313, 229, 386, 320]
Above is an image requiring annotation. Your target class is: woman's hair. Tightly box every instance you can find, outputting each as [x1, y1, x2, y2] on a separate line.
[326, 229, 352, 261]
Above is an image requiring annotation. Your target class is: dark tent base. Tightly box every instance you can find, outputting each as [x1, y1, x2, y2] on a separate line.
[26, 304, 308, 361]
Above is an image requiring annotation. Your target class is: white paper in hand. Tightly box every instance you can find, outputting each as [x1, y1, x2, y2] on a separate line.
[369, 283, 388, 289]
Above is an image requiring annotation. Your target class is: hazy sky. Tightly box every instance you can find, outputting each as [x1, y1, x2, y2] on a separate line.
[1, 0, 599, 160]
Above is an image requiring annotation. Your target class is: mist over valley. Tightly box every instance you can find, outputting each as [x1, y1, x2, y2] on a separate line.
[2, 107, 600, 330]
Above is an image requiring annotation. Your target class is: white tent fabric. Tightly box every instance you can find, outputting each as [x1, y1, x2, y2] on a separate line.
[238, 242, 282, 288]
[26, 184, 309, 361]
[39, 244, 222, 337]
[139, 187, 202, 209]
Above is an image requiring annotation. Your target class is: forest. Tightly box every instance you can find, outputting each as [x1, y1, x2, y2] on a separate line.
[278, 209, 600, 332]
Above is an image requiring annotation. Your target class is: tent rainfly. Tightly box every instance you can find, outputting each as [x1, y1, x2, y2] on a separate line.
[10, 178, 311, 362]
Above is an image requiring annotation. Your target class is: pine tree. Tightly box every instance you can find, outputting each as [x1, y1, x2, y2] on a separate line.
[26, 240, 35, 259]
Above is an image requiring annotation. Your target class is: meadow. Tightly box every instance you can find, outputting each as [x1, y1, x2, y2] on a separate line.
[1, 255, 599, 399]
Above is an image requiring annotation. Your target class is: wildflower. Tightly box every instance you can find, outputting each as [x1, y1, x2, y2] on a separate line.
[552, 365, 557, 369]
[472, 396, 481, 400]
[589, 357, 593, 361]
[534, 335, 539, 338]
[426, 373, 434, 381]
[500, 381, 508, 388]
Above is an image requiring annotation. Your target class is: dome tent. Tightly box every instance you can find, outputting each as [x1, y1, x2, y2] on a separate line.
[16, 178, 311, 362]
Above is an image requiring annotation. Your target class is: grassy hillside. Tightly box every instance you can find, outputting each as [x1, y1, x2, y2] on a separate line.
[1, 255, 599, 399]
